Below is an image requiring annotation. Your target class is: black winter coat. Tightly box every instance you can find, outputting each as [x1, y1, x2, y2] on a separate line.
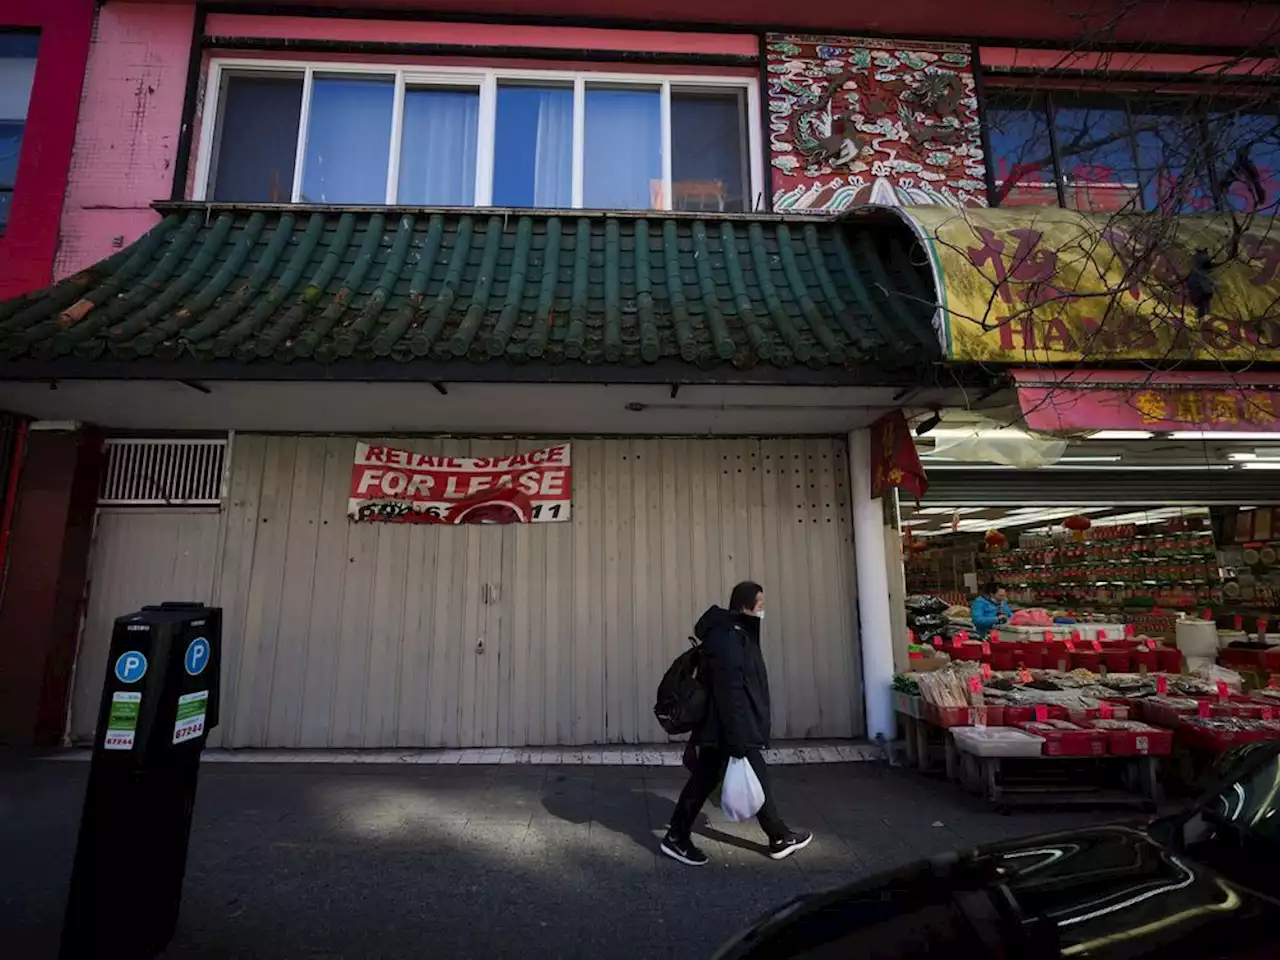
[690, 606, 772, 753]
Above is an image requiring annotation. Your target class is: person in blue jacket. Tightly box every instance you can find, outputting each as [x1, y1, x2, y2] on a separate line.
[971, 580, 1012, 636]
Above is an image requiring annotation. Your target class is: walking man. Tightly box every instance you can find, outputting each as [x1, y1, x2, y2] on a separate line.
[661, 581, 812, 865]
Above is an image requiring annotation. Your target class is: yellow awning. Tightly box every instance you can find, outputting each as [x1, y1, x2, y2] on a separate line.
[883, 205, 1280, 363]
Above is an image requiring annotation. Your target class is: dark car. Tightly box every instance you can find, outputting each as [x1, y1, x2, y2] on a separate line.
[713, 742, 1280, 959]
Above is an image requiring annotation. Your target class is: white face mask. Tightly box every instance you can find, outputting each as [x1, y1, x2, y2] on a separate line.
[753, 610, 765, 620]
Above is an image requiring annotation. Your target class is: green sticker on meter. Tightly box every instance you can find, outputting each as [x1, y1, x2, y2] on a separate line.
[172, 690, 209, 744]
[104, 691, 142, 751]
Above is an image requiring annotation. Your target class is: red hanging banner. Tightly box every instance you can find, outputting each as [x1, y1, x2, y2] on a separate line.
[870, 410, 929, 502]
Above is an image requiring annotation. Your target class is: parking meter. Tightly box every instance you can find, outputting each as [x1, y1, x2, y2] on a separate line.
[61, 603, 222, 960]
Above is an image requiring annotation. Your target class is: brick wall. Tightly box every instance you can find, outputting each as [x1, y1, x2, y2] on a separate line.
[53, 2, 193, 280]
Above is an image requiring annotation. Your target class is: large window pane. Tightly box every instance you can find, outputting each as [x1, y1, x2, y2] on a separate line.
[0, 31, 39, 230]
[985, 92, 1057, 207]
[1131, 102, 1213, 213]
[1051, 94, 1140, 212]
[397, 87, 478, 205]
[301, 76, 394, 204]
[493, 84, 572, 208]
[583, 85, 661, 210]
[1210, 109, 1280, 214]
[211, 74, 303, 203]
[670, 89, 749, 212]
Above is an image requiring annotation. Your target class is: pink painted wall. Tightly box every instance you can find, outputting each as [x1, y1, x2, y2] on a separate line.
[0, 0, 95, 298]
[54, 3, 193, 280]
[980, 47, 1275, 77]
[204, 13, 758, 56]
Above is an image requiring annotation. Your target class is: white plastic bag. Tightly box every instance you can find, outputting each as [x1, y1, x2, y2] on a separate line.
[720, 756, 765, 822]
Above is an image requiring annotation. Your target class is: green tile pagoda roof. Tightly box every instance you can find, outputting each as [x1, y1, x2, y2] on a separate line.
[0, 205, 941, 371]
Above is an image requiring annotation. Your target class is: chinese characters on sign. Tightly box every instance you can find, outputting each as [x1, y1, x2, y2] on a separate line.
[1132, 389, 1277, 427]
[870, 410, 928, 501]
[901, 206, 1280, 363]
[348, 443, 573, 524]
[1013, 370, 1280, 435]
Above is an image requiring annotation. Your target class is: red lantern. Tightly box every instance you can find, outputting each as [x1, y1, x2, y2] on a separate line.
[985, 529, 1008, 553]
[901, 529, 927, 556]
[1063, 515, 1092, 543]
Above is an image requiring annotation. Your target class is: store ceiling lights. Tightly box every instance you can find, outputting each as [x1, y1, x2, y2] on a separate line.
[1085, 430, 1155, 440]
[1170, 431, 1280, 441]
[1241, 462, 1280, 470]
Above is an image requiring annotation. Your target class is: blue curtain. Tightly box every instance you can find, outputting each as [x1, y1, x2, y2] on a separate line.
[302, 77, 394, 204]
[398, 88, 479, 206]
[211, 76, 303, 203]
[494, 85, 572, 208]
[583, 87, 661, 210]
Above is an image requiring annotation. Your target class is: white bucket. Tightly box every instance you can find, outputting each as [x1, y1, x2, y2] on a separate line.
[1176, 619, 1220, 662]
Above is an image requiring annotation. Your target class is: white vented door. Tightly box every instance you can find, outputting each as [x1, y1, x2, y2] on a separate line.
[68, 509, 221, 743]
[85, 436, 860, 749]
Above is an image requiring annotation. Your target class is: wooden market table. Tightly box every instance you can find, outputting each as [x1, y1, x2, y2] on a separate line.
[895, 696, 1161, 812]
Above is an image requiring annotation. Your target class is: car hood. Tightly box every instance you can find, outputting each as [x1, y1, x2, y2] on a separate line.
[713, 824, 1278, 959]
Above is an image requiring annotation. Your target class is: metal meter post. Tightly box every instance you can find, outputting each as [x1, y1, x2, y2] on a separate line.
[61, 602, 222, 960]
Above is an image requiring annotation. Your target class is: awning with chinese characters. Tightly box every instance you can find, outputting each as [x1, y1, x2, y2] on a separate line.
[884, 205, 1280, 364]
[1012, 369, 1280, 434]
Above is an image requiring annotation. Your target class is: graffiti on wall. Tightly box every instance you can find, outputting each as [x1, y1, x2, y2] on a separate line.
[767, 34, 988, 213]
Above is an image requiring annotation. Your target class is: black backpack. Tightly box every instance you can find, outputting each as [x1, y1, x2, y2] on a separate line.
[654, 638, 708, 735]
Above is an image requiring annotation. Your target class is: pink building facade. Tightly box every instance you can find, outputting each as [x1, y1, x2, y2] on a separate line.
[45, 0, 1280, 279]
[0, 0, 94, 299]
[0, 0, 1274, 750]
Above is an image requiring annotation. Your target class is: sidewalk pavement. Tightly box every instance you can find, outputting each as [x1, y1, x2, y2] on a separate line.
[2, 757, 1124, 959]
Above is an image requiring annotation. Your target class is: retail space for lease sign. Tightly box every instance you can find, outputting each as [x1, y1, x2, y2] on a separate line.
[348, 442, 572, 524]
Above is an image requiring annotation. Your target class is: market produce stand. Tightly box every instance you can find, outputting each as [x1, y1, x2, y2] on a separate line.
[954, 749, 1160, 812]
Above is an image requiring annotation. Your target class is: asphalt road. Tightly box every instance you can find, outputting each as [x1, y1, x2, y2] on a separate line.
[1, 757, 1121, 959]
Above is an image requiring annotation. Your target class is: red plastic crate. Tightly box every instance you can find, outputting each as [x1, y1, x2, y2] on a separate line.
[1131, 649, 1158, 673]
[1264, 648, 1280, 674]
[1156, 648, 1183, 673]
[990, 648, 1015, 671]
[969, 704, 1005, 727]
[1100, 699, 1134, 722]
[1018, 721, 1107, 757]
[1101, 651, 1132, 673]
[1219, 647, 1267, 670]
[925, 704, 971, 727]
[1176, 718, 1279, 751]
[1090, 723, 1174, 756]
[1000, 704, 1068, 725]
[952, 644, 985, 662]
[1141, 698, 1201, 729]
[1007, 647, 1045, 669]
[1071, 651, 1102, 672]
[1211, 698, 1267, 719]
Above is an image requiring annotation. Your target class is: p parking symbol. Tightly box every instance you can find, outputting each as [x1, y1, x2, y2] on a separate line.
[114, 651, 148, 684]
[185, 637, 210, 676]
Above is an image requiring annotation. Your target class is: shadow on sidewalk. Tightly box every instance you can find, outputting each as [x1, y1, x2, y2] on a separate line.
[540, 777, 770, 858]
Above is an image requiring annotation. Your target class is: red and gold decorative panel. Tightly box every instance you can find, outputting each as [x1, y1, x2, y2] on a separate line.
[766, 34, 987, 212]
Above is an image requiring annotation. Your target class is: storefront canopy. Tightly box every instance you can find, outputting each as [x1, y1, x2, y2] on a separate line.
[881, 205, 1280, 365]
[0, 205, 943, 378]
[1011, 368, 1280, 434]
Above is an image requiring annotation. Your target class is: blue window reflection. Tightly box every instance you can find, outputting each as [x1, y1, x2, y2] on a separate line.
[1052, 96, 1140, 211]
[493, 85, 572, 208]
[398, 88, 478, 206]
[1211, 111, 1280, 214]
[0, 30, 40, 231]
[987, 93, 1057, 207]
[302, 76, 394, 204]
[583, 86, 661, 210]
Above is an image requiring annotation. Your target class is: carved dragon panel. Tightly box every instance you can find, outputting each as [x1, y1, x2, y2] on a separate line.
[767, 34, 989, 212]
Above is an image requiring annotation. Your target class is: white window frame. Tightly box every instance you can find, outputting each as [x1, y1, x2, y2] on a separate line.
[194, 58, 765, 212]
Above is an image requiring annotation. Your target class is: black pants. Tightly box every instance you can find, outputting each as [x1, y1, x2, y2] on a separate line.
[668, 747, 789, 843]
